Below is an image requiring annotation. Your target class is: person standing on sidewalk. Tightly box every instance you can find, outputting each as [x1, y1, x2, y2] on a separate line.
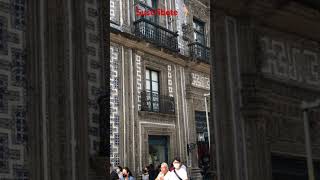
[142, 166, 149, 180]
[120, 167, 135, 180]
[116, 166, 123, 179]
[168, 157, 188, 180]
[155, 162, 170, 180]
[148, 164, 156, 180]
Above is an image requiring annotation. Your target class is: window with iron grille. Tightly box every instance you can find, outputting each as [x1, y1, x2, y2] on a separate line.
[145, 69, 160, 112]
[189, 18, 209, 62]
[136, 0, 158, 23]
[145, 0, 157, 8]
[193, 19, 205, 45]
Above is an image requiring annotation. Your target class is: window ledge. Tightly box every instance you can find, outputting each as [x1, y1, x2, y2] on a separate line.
[138, 110, 176, 119]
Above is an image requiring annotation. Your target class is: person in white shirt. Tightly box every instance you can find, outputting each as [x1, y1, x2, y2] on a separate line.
[181, 164, 187, 171]
[169, 157, 188, 180]
[141, 166, 149, 180]
[155, 162, 170, 180]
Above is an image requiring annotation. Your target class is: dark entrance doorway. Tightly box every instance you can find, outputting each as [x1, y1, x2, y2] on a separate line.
[148, 135, 169, 168]
[272, 155, 320, 180]
[195, 111, 210, 179]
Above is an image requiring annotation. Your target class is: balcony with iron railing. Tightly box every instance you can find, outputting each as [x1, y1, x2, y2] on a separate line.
[140, 91, 175, 114]
[133, 2, 179, 52]
[188, 42, 210, 64]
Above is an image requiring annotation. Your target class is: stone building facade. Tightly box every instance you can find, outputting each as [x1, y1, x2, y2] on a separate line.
[0, 0, 211, 179]
[210, 0, 320, 180]
[0, 0, 28, 178]
[0, 0, 108, 179]
[110, 0, 211, 178]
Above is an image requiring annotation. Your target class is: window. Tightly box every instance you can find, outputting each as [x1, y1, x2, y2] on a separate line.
[272, 155, 320, 180]
[193, 19, 205, 45]
[195, 111, 210, 143]
[145, 0, 157, 8]
[145, 69, 160, 112]
[136, 0, 158, 23]
[195, 111, 211, 179]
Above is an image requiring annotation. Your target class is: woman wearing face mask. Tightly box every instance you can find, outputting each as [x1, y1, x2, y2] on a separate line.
[169, 157, 188, 180]
[120, 167, 135, 180]
[116, 166, 123, 179]
[141, 166, 149, 180]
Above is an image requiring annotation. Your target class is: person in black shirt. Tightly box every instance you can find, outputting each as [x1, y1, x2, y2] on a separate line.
[148, 164, 156, 180]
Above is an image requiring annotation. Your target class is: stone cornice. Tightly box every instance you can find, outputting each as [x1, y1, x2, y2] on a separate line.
[213, 0, 320, 42]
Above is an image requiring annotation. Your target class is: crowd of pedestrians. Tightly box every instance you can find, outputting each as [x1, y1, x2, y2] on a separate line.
[109, 157, 188, 180]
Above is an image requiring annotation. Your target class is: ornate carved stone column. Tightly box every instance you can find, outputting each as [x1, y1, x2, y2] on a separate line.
[238, 18, 272, 180]
[184, 67, 203, 180]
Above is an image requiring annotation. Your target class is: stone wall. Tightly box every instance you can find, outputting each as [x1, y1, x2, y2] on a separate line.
[110, 44, 120, 167]
[0, 0, 27, 179]
[86, 0, 103, 155]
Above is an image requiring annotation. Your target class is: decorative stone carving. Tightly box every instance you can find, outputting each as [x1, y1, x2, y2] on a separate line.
[181, 23, 193, 41]
[110, 0, 120, 25]
[110, 46, 120, 166]
[136, 55, 142, 110]
[189, 0, 209, 21]
[167, 65, 174, 97]
[260, 36, 320, 86]
[191, 72, 210, 90]
[86, 0, 103, 155]
[0, 0, 27, 178]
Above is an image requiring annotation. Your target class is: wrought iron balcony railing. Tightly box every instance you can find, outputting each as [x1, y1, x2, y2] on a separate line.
[140, 91, 175, 114]
[188, 42, 210, 64]
[133, 18, 179, 52]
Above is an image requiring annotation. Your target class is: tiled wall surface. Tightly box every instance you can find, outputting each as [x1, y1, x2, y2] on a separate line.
[0, 0, 27, 179]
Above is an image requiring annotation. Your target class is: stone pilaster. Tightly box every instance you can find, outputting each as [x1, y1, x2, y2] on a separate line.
[209, 10, 247, 180]
[238, 18, 272, 180]
[185, 67, 203, 180]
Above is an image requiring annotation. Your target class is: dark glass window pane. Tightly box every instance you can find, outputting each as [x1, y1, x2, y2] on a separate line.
[151, 71, 158, 82]
[146, 80, 151, 90]
[145, 69, 160, 112]
[146, 69, 150, 80]
[153, 102, 159, 111]
[152, 82, 158, 91]
[193, 19, 205, 45]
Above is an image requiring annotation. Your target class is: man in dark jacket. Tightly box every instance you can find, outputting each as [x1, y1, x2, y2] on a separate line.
[148, 164, 156, 180]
